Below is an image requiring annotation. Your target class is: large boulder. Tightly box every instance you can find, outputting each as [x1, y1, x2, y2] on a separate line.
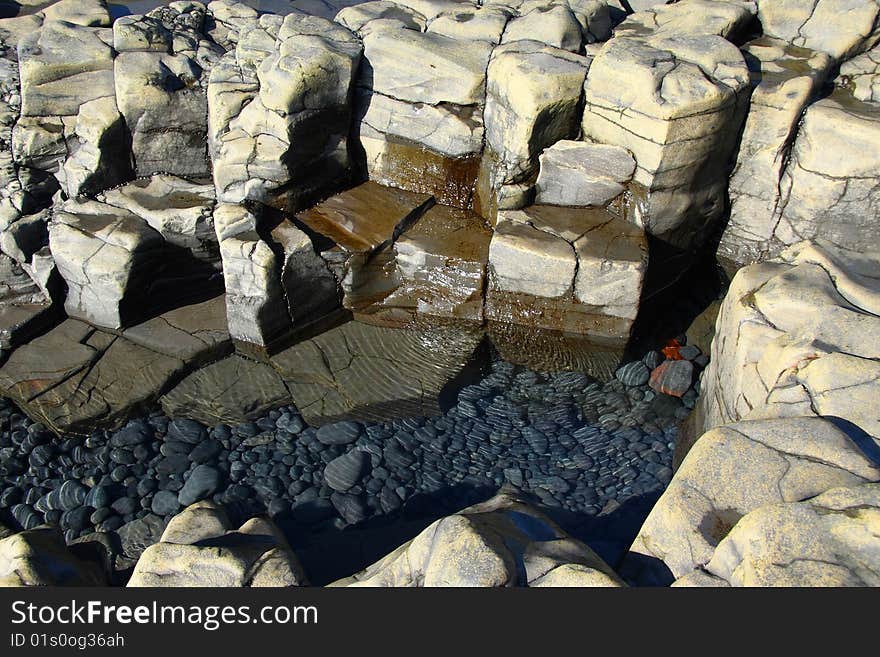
[355, 27, 491, 209]
[478, 40, 589, 218]
[331, 490, 624, 586]
[755, 0, 880, 63]
[17, 21, 115, 117]
[625, 417, 880, 584]
[771, 87, 880, 258]
[580, 5, 751, 252]
[699, 240, 880, 443]
[208, 13, 362, 210]
[0, 526, 108, 586]
[113, 3, 219, 178]
[49, 195, 220, 330]
[535, 139, 635, 208]
[213, 203, 292, 353]
[703, 484, 880, 587]
[719, 37, 833, 267]
[485, 204, 648, 345]
[128, 501, 307, 586]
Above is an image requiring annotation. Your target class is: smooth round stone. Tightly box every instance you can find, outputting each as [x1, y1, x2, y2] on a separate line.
[110, 422, 151, 447]
[151, 490, 180, 516]
[316, 421, 362, 446]
[110, 448, 136, 465]
[330, 492, 367, 525]
[383, 442, 415, 470]
[0, 486, 22, 506]
[136, 478, 158, 497]
[90, 507, 111, 524]
[277, 414, 305, 434]
[56, 480, 88, 511]
[188, 439, 222, 464]
[378, 487, 402, 513]
[61, 506, 93, 532]
[167, 419, 207, 444]
[28, 444, 53, 467]
[99, 516, 124, 532]
[178, 465, 222, 506]
[323, 450, 370, 492]
[85, 485, 112, 509]
[160, 440, 192, 457]
[110, 465, 130, 482]
[156, 453, 189, 476]
[111, 497, 138, 516]
[12, 504, 41, 530]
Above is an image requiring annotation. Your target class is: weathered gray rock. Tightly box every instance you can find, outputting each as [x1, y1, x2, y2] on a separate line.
[614, 0, 755, 41]
[362, 27, 491, 106]
[535, 140, 635, 207]
[704, 484, 880, 586]
[213, 204, 293, 351]
[270, 218, 341, 330]
[486, 205, 648, 341]
[719, 37, 833, 267]
[336, 1, 428, 36]
[699, 240, 880, 443]
[99, 175, 218, 264]
[479, 40, 589, 217]
[128, 501, 307, 587]
[427, 5, 511, 44]
[208, 13, 362, 209]
[581, 23, 750, 251]
[0, 526, 108, 586]
[772, 88, 880, 258]
[113, 3, 215, 177]
[625, 417, 880, 584]
[60, 96, 133, 198]
[17, 22, 115, 117]
[331, 490, 624, 586]
[355, 28, 491, 209]
[49, 197, 218, 329]
[756, 0, 880, 63]
[839, 48, 880, 103]
[501, 4, 583, 52]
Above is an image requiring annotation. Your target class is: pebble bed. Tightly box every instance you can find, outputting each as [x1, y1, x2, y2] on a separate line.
[0, 345, 705, 554]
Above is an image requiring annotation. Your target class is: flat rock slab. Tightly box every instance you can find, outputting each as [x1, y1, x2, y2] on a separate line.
[160, 354, 292, 426]
[121, 294, 231, 365]
[0, 301, 58, 351]
[270, 319, 486, 426]
[297, 181, 433, 254]
[0, 296, 239, 433]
